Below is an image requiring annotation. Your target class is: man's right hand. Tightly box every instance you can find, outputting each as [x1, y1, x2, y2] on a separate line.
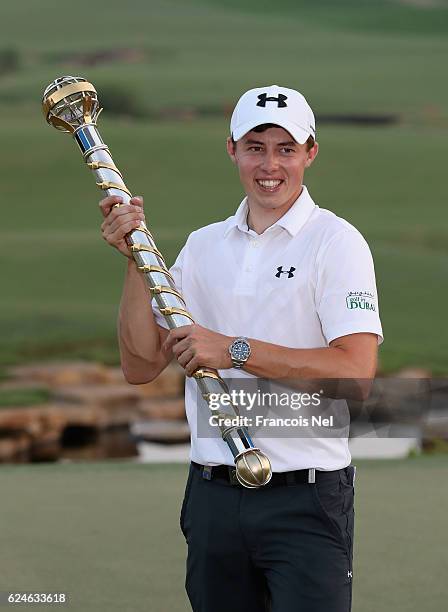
[99, 195, 146, 258]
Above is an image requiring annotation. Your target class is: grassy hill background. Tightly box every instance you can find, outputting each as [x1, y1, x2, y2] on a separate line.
[1, 0, 447, 373]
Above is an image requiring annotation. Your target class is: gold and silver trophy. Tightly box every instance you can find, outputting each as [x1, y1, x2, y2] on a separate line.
[41, 76, 272, 488]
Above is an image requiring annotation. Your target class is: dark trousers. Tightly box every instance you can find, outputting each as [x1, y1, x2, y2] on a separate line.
[180, 463, 355, 612]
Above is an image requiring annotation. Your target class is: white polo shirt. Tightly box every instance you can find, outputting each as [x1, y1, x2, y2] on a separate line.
[152, 186, 383, 471]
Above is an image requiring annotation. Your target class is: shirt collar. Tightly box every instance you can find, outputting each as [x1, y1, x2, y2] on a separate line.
[223, 185, 317, 239]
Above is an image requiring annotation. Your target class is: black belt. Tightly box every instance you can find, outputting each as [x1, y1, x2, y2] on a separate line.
[192, 461, 346, 487]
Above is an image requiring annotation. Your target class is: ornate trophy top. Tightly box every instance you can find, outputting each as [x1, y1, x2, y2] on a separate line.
[42, 75, 101, 133]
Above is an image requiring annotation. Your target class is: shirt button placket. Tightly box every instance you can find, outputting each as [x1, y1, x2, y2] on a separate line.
[237, 238, 260, 292]
[245, 240, 261, 278]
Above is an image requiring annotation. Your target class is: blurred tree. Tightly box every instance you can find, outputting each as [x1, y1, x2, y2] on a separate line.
[99, 83, 146, 118]
[0, 48, 20, 75]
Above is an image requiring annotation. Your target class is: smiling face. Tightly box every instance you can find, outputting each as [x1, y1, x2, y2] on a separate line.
[226, 125, 318, 221]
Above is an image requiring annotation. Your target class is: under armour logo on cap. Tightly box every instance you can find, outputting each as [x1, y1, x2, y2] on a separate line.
[257, 93, 288, 108]
[275, 266, 295, 278]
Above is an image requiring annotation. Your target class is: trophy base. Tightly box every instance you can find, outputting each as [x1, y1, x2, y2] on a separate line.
[235, 448, 272, 488]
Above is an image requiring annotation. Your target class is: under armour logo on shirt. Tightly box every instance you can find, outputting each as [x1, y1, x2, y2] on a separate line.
[275, 266, 296, 278]
[257, 93, 288, 108]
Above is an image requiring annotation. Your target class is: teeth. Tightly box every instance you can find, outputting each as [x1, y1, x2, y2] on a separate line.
[257, 180, 282, 188]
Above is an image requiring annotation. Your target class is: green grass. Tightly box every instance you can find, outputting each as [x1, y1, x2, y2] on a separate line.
[1, 115, 446, 372]
[0, 0, 447, 372]
[0, 456, 446, 612]
[1, 0, 448, 119]
[0, 388, 50, 408]
[203, 0, 448, 36]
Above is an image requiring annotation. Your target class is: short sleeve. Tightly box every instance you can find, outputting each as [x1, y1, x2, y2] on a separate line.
[151, 243, 186, 330]
[315, 230, 383, 345]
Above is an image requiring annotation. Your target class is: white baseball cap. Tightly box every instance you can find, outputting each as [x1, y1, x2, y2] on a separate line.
[230, 85, 316, 145]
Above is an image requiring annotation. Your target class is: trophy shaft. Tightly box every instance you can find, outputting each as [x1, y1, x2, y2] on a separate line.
[77, 124, 192, 330]
[74, 125, 108, 159]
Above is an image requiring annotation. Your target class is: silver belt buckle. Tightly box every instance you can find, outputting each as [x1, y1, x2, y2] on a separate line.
[308, 468, 316, 484]
[228, 466, 239, 485]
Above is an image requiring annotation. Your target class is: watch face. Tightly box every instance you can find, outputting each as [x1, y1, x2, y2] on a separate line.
[232, 340, 250, 361]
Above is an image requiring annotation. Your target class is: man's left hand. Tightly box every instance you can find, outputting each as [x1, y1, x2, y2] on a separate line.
[163, 324, 233, 376]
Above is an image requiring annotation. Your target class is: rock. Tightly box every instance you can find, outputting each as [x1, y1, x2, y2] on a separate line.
[137, 397, 186, 420]
[8, 362, 111, 386]
[0, 404, 116, 441]
[422, 413, 448, 439]
[0, 434, 31, 462]
[51, 384, 142, 408]
[395, 367, 432, 379]
[105, 363, 184, 398]
[0, 360, 186, 463]
[0, 407, 43, 435]
[354, 377, 433, 425]
[101, 367, 128, 384]
[59, 405, 106, 428]
[40, 405, 72, 430]
[135, 362, 185, 398]
[130, 419, 190, 443]
[30, 430, 61, 462]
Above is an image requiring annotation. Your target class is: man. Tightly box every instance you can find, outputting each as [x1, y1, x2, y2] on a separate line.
[99, 85, 383, 612]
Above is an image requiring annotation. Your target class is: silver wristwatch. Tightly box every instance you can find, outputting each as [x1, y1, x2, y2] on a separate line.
[228, 337, 251, 369]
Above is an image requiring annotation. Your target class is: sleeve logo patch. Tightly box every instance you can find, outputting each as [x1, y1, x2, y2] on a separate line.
[346, 291, 376, 312]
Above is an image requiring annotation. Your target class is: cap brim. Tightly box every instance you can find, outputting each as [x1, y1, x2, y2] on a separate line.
[232, 117, 312, 145]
